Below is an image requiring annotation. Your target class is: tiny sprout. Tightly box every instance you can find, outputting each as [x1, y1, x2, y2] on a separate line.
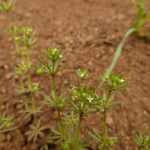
[37, 68, 44, 75]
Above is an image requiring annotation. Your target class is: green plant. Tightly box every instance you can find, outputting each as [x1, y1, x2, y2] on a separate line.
[0, 113, 18, 138]
[132, 0, 150, 38]
[15, 27, 47, 144]
[133, 125, 150, 150]
[36, 45, 128, 150]
[0, 0, 25, 56]
[97, 0, 150, 90]
[89, 72, 128, 150]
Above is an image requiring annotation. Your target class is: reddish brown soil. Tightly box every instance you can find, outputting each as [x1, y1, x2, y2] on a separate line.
[0, 0, 150, 150]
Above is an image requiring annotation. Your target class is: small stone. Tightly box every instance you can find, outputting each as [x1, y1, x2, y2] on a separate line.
[4, 65, 8, 69]
[8, 37, 13, 42]
[144, 110, 147, 115]
[5, 74, 12, 79]
[96, 53, 100, 58]
[107, 116, 114, 124]
[6, 134, 12, 141]
[63, 79, 68, 85]
[1, 105, 5, 110]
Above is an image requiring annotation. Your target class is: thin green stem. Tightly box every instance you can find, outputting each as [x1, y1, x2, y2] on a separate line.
[80, 79, 83, 87]
[103, 90, 111, 150]
[20, 74, 24, 88]
[28, 74, 32, 90]
[31, 92, 38, 130]
[74, 113, 83, 148]
[14, 35, 20, 54]
[27, 46, 30, 64]
[6, 12, 13, 27]
[51, 61, 65, 136]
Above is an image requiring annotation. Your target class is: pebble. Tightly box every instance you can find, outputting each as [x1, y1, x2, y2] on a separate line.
[63, 79, 68, 85]
[1, 105, 5, 110]
[106, 116, 114, 124]
[6, 134, 12, 141]
[5, 74, 12, 79]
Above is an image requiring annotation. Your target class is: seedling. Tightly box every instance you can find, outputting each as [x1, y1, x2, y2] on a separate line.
[133, 125, 150, 150]
[0, 113, 18, 138]
[132, 0, 150, 38]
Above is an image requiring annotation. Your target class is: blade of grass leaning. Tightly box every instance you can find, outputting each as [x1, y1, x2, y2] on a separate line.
[97, 28, 136, 89]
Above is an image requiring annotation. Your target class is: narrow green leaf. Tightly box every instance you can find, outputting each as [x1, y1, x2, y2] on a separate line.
[68, 99, 79, 111]
[88, 131, 101, 142]
[108, 101, 122, 107]
[133, 138, 141, 146]
[97, 28, 136, 89]
[108, 93, 115, 104]
[139, 128, 143, 142]
[93, 127, 101, 139]
[144, 125, 150, 136]
[43, 94, 54, 103]
[50, 127, 61, 136]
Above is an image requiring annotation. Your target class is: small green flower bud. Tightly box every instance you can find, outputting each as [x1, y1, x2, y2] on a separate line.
[37, 69, 43, 75]
[62, 143, 69, 150]
[15, 37, 20, 41]
[105, 76, 109, 80]
[22, 51, 27, 55]
[145, 136, 149, 142]
[33, 86, 38, 91]
[107, 139, 114, 147]
[58, 103, 64, 110]
[7, 122, 14, 128]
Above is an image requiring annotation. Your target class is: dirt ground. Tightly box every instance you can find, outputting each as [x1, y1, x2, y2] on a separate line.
[0, 0, 150, 149]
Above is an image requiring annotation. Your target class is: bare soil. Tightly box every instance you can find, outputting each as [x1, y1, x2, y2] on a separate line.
[0, 0, 150, 150]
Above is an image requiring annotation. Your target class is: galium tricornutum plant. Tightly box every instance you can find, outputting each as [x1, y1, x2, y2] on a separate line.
[35, 45, 129, 150]
[0, 113, 17, 138]
[133, 125, 150, 150]
[132, 0, 150, 38]
[89, 73, 128, 150]
[15, 28, 47, 145]
[0, 0, 27, 56]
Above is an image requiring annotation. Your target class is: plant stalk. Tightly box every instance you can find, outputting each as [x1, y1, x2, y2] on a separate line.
[31, 92, 38, 129]
[103, 90, 111, 150]
[74, 113, 83, 148]
[51, 61, 65, 136]
[6, 12, 13, 27]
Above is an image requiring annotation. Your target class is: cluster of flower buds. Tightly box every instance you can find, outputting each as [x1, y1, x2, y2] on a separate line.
[14, 67, 22, 75]
[71, 86, 79, 96]
[4, 25, 21, 36]
[0, 0, 16, 12]
[57, 98, 65, 110]
[42, 45, 65, 62]
[19, 61, 31, 70]
[36, 46, 68, 75]
[76, 69, 92, 80]
[33, 83, 40, 91]
[101, 72, 128, 91]
[74, 85, 101, 106]
[15, 27, 37, 46]
[22, 27, 36, 37]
